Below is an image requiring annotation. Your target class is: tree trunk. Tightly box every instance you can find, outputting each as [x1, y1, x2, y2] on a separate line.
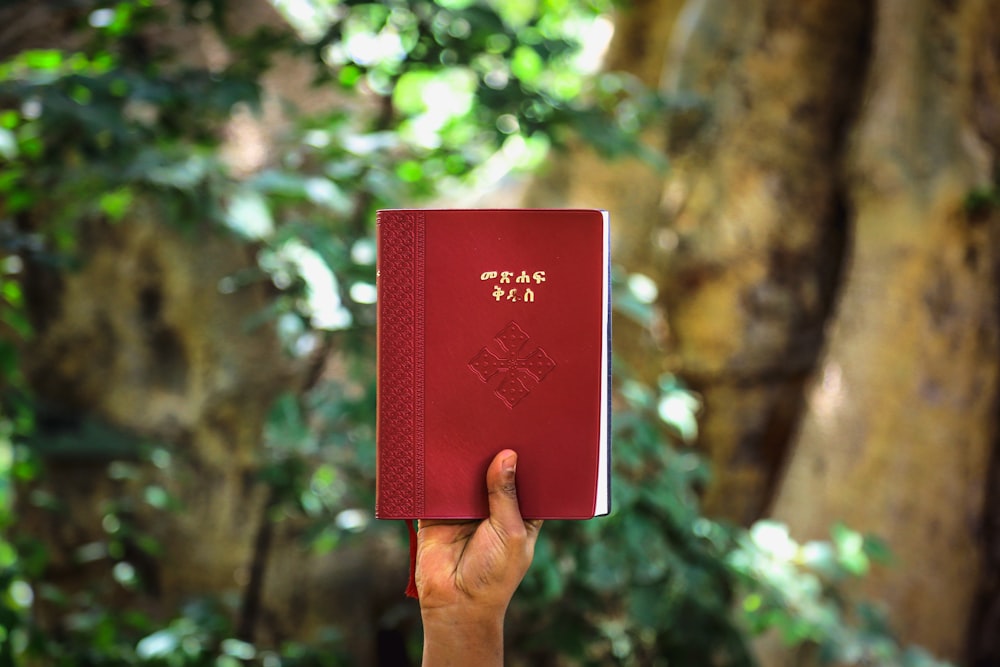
[527, 0, 1000, 661]
[766, 0, 1000, 661]
[531, 0, 870, 524]
[646, 0, 872, 524]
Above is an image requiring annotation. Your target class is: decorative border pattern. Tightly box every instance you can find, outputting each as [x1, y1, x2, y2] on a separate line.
[414, 213, 425, 517]
[376, 210, 425, 518]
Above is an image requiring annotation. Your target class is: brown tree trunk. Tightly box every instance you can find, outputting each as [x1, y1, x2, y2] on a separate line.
[531, 0, 871, 524]
[645, 0, 871, 524]
[527, 0, 1000, 661]
[765, 0, 1000, 661]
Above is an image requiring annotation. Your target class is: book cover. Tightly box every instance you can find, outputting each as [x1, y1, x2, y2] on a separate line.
[376, 209, 610, 520]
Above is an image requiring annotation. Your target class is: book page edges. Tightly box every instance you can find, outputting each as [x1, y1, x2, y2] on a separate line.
[594, 210, 611, 516]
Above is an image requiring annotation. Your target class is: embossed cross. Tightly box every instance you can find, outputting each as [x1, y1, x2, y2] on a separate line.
[468, 321, 556, 408]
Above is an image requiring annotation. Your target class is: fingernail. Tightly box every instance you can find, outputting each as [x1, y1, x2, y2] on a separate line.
[502, 455, 516, 475]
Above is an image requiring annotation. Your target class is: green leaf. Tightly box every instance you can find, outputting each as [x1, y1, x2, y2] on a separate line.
[0, 341, 17, 380]
[393, 70, 434, 114]
[0, 111, 18, 129]
[510, 45, 543, 83]
[22, 50, 63, 71]
[98, 187, 133, 221]
[1, 281, 22, 308]
[0, 129, 16, 160]
[136, 629, 179, 658]
[339, 64, 363, 88]
[0, 309, 30, 339]
[224, 187, 274, 239]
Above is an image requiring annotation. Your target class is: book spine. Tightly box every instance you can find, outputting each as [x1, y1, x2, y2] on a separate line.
[376, 210, 425, 518]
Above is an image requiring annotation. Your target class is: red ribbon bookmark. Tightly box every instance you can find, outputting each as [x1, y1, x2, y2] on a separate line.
[405, 519, 419, 599]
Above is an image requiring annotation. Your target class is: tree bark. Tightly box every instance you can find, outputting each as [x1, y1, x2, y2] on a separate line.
[525, 0, 1000, 661]
[766, 0, 1000, 661]
[533, 0, 871, 524]
[645, 0, 873, 523]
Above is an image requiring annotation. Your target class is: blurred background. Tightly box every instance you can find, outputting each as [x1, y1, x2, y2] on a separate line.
[0, 0, 997, 665]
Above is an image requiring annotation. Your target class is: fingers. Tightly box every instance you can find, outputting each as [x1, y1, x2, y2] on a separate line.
[486, 449, 525, 538]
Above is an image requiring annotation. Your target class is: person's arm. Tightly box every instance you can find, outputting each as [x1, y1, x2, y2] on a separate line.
[416, 449, 543, 666]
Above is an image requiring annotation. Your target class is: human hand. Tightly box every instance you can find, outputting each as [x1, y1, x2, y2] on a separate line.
[416, 449, 543, 665]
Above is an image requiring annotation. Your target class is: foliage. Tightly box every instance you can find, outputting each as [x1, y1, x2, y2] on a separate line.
[499, 270, 953, 667]
[0, 0, 955, 666]
[510, 351, 752, 665]
[728, 521, 951, 667]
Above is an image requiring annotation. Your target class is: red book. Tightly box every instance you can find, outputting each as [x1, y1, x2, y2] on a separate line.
[376, 209, 611, 520]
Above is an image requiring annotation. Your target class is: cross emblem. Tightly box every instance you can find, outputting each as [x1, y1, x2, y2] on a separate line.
[468, 321, 556, 408]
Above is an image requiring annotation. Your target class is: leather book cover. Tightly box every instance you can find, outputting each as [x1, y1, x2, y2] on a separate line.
[376, 209, 610, 520]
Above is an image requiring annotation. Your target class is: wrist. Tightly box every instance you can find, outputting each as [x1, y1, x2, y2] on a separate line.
[421, 602, 506, 627]
[421, 607, 505, 666]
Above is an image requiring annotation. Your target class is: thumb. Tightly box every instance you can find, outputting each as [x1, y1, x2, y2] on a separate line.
[486, 449, 524, 534]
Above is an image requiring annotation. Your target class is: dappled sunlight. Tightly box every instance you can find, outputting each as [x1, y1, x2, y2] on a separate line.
[811, 361, 845, 426]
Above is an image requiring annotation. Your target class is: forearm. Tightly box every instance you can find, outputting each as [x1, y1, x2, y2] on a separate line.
[421, 609, 505, 666]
